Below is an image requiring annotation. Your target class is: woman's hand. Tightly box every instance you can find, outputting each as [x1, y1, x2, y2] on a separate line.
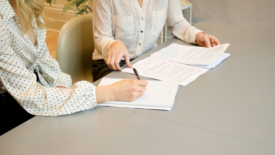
[106, 41, 133, 71]
[196, 32, 220, 48]
[96, 79, 148, 103]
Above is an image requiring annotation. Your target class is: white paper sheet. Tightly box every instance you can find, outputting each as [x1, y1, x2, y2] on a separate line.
[122, 58, 208, 86]
[97, 78, 179, 110]
[192, 53, 231, 69]
[150, 43, 230, 66]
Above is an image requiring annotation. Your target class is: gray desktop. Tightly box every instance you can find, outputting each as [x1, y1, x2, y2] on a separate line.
[0, 23, 274, 155]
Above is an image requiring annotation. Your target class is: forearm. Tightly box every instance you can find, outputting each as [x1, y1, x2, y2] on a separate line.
[93, 0, 116, 60]
[167, 0, 202, 44]
[19, 81, 97, 116]
[171, 23, 202, 44]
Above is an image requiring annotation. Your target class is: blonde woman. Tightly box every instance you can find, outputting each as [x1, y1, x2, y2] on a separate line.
[0, 0, 147, 136]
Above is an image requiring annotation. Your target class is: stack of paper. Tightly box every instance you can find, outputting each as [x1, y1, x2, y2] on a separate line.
[97, 78, 179, 110]
[122, 57, 208, 86]
[122, 43, 230, 86]
[150, 43, 230, 69]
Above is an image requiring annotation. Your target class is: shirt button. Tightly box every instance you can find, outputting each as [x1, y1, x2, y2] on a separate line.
[141, 31, 143, 33]
[141, 18, 144, 20]
[139, 43, 141, 46]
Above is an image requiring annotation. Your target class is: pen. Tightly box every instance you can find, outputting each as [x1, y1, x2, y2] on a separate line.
[133, 68, 140, 80]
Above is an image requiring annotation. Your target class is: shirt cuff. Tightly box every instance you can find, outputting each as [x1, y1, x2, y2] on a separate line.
[98, 37, 117, 61]
[93, 86, 98, 105]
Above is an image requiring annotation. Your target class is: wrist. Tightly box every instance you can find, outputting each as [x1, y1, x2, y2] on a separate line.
[110, 40, 121, 47]
[195, 32, 206, 44]
[96, 85, 116, 103]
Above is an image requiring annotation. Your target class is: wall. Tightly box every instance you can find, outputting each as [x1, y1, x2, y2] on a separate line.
[44, 0, 76, 32]
[44, 0, 275, 32]
[183, 0, 275, 31]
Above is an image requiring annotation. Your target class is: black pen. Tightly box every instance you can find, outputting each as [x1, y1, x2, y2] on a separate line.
[133, 68, 140, 80]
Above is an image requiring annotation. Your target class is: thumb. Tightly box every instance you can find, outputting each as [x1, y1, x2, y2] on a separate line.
[123, 52, 133, 68]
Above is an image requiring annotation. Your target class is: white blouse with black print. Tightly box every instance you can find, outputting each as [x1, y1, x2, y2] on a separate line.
[92, 0, 202, 61]
[0, 0, 97, 116]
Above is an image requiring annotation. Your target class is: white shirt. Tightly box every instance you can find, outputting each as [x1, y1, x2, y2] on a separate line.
[92, 0, 202, 61]
[0, 0, 97, 116]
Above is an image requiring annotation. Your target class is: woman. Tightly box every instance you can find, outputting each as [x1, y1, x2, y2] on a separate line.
[0, 0, 147, 136]
[92, 0, 220, 81]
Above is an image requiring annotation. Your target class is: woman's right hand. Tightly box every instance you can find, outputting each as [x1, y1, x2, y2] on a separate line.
[106, 40, 133, 71]
[110, 79, 148, 101]
[96, 79, 148, 103]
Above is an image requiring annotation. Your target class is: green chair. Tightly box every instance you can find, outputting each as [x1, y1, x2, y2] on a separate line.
[56, 14, 94, 84]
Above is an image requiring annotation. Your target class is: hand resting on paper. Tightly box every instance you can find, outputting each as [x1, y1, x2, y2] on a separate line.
[196, 32, 220, 48]
[96, 79, 148, 103]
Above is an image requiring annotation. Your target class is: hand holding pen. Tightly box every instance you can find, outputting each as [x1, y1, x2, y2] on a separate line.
[133, 68, 146, 98]
[104, 68, 147, 102]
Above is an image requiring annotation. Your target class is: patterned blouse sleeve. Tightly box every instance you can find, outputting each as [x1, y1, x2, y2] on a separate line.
[167, 0, 202, 44]
[92, 0, 116, 61]
[39, 42, 72, 88]
[0, 27, 97, 116]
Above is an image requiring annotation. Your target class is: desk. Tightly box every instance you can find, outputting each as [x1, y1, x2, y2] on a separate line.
[0, 23, 275, 155]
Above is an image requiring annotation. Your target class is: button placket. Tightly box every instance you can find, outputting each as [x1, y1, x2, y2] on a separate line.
[134, 0, 146, 57]
[138, 15, 146, 56]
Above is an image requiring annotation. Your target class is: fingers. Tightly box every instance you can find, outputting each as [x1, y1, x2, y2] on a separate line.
[210, 37, 215, 47]
[209, 35, 220, 47]
[134, 84, 147, 92]
[114, 53, 122, 71]
[123, 52, 133, 68]
[131, 92, 144, 100]
[128, 80, 147, 90]
[198, 33, 220, 48]
[109, 53, 116, 70]
[106, 42, 132, 70]
[133, 79, 148, 87]
[204, 35, 211, 48]
[213, 36, 220, 46]
[130, 90, 145, 101]
[137, 91, 145, 98]
[106, 52, 116, 70]
[107, 52, 123, 70]
[114, 79, 148, 101]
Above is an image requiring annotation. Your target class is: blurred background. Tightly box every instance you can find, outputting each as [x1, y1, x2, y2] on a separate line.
[44, 0, 275, 58]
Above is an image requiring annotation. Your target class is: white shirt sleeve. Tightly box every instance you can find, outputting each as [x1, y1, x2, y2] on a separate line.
[92, 0, 116, 61]
[167, 0, 202, 44]
[0, 27, 97, 116]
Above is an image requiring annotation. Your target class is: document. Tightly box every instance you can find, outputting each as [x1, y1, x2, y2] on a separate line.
[192, 53, 231, 69]
[97, 78, 179, 110]
[150, 43, 230, 66]
[122, 58, 208, 86]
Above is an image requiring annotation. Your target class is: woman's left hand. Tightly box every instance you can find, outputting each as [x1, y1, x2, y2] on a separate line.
[196, 32, 220, 48]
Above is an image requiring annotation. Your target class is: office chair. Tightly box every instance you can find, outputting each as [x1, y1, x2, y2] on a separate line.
[56, 14, 94, 83]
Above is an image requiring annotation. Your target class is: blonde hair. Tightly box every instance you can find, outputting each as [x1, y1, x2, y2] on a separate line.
[13, 0, 46, 34]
